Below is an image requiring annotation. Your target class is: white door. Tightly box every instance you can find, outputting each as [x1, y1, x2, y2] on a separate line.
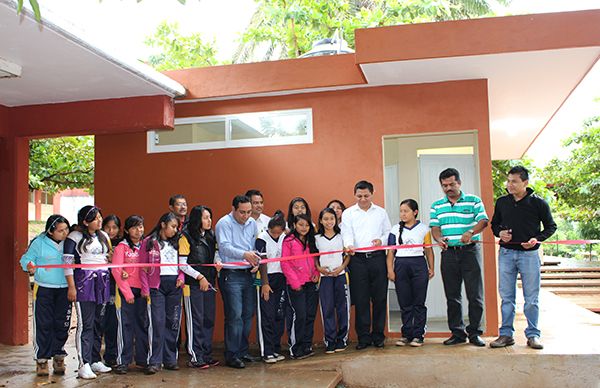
[418, 154, 481, 327]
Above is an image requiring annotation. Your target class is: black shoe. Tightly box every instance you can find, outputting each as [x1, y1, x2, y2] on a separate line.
[114, 364, 128, 375]
[205, 358, 220, 367]
[187, 360, 209, 369]
[144, 365, 159, 375]
[443, 335, 467, 345]
[374, 340, 385, 348]
[163, 363, 180, 370]
[469, 336, 486, 347]
[355, 342, 371, 350]
[303, 349, 315, 358]
[490, 335, 515, 348]
[325, 344, 336, 354]
[226, 358, 245, 369]
[241, 354, 261, 363]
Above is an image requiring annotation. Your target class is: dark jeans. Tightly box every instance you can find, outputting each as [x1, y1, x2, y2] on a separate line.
[393, 256, 429, 340]
[348, 251, 387, 345]
[219, 269, 256, 362]
[33, 286, 71, 360]
[440, 245, 484, 339]
[287, 281, 319, 357]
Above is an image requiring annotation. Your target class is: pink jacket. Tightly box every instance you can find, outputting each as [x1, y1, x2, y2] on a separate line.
[139, 236, 184, 296]
[280, 235, 319, 290]
[111, 240, 142, 301]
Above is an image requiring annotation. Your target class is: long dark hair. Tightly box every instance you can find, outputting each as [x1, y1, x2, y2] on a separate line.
[102, 214, 122, 246]
[287, 213, 317, 253]
[186, 205, 214, 243]
[77, 205, 110, 254]
[146, 212, 180, 251]
[287, 197, 312, 228]
[123, 215, 144, 250]
[397, 199, 419, 245]
[317, 207, 341, 236]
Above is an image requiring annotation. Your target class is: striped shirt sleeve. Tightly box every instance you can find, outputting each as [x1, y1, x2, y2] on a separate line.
[429, 204, 440, 227]
[473, 198, 489, 222]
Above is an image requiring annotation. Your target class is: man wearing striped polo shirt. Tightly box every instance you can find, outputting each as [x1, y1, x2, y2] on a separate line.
[430, 168, 489, 347]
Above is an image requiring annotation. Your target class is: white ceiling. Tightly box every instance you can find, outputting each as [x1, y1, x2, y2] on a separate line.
[360, 47, 600, 160]
[0, 0, 185, 107]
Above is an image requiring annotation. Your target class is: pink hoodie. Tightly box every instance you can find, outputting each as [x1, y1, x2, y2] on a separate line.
[111, 240, 142, 301]
[280, 235, 319, 290]
[139, 236, 184, 296]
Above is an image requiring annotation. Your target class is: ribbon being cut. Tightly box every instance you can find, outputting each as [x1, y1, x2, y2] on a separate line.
[32, 239, 599, 270]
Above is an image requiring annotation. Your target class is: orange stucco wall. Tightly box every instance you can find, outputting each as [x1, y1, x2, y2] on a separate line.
[96, 79, 498, 341]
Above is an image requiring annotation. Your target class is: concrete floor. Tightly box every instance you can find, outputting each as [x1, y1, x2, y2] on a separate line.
[1, 290, 599, 387]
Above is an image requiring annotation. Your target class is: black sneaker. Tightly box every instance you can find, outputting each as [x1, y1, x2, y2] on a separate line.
[334, 343, 347, 352]
[262, 355, 278, 364]
[163, 363, 180, 371]
[325, 344, 336, 354]
[114, 364, 128, 374]
[205, 358, 220, 367]
[187, 360, 209, 369]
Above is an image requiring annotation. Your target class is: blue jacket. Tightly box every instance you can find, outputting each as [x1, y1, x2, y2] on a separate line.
[20, 234, 67, 288]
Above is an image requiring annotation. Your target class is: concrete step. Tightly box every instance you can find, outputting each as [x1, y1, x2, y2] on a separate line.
[541, 272, 600, 280]
[541, 266, 600, 273]
[549, 294, 600, 313]
[539, 279, 600, 287]
[544, 287, 600, 294]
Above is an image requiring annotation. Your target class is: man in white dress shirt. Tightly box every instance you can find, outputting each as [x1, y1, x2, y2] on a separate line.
[246, 189, 271, 235]
[341, 180, 392, 349]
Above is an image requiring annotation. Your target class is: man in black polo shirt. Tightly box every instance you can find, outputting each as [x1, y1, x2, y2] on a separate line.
[490, 166, 556, 350]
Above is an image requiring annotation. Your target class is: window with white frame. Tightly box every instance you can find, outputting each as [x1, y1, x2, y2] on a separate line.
[148, 108, 313, 153]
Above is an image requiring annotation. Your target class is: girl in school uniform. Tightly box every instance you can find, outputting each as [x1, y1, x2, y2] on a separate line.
[179, 206, 220, 369]
[139, 212, 184, 375]
[315, 208, 350, 354]
[101, 214, 122, 367]
[281, 213, 320, 360]
[111, 215, 148, 374]
[386, 199, 435, 347]
[63, 206, 113, 379]
[21, 215, 71, 376]
[256, 211, 287, 363]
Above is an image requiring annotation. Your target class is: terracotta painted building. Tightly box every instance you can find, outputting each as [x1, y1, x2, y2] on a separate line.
[2, 0, 600, 345]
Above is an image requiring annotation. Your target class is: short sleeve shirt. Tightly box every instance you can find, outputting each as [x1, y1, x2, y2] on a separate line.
[429, 192, 488, 247]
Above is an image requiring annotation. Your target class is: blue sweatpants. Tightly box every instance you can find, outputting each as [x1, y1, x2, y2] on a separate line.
[394, 256, 429, 340]
[32, 285, 71, 361]
[287, 281, 319, 357]
[148, 275, 182, 367]
[257, 273, 287, 357]
[183, 285, 216, 364]
[99, 278, 118, 365]
[319, 274, 350, 348]
[115, 287, 149, 367]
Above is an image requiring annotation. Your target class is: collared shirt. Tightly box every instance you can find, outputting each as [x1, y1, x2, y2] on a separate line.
[341, 203, 392, 251]
[215, 212, 258, 269]
[429, 191, 488, 247]
[254, 213, 271, 235]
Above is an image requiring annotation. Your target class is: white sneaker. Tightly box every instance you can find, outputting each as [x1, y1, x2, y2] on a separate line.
[274, 353, 285, 361]
[395, 337, 409, 346]
[91, 361, 112, 373]
[78, 363, 97, 379]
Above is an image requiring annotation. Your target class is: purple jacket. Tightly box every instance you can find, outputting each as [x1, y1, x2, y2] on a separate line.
[139, 236, 184, 296]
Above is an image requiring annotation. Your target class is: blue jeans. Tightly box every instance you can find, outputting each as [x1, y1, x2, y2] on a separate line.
[498, 247, 541, 338]
[219, 269, 256, 362]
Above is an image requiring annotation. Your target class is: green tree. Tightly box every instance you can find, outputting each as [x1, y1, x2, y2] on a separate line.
[544, 117, 600, 239]
[234, 0, 509, 63]
[144, 21, 219, 71]
[29, 136, 94, 194]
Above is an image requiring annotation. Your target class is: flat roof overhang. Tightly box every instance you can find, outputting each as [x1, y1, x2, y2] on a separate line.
[0, 0, 185, 108]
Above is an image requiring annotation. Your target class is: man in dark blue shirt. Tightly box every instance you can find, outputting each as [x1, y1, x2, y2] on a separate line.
[490, 166, 557, 350]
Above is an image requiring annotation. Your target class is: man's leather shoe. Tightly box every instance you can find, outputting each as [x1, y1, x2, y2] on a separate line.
[355, 342, 371, 350]
[443, 335, 467, 345]
[241, 354, 261, 363]
[527, 336, 544, 350]
[469, 336, 486, 347]
[490, 335, 515, 348]
[373, 340, 385, 348]
[226, 358, 246, 369]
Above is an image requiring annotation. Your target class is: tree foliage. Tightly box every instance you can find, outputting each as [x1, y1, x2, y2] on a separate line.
[29, 136, 94, 194]
[234, 0, 509, 62]
[144, 21, 219, 71]
[543, 117, 600, 239]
